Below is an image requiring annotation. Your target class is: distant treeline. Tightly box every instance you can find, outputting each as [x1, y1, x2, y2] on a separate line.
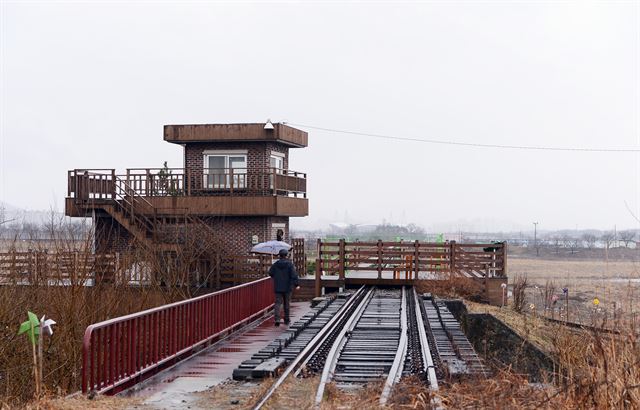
[292, 223, 639, 250]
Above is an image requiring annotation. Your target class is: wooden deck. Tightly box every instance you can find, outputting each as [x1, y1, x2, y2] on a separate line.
[65, 168, 308, 218]
[313, 240, 508, 304]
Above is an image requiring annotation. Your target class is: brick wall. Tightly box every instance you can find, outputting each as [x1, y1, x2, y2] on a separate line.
[184, 141, 290, 192]
[94, 216, 133, 253]
[95, 214, 290, 257]
[198, 216, 289, 256]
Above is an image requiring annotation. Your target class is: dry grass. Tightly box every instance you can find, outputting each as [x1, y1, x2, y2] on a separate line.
[505, 258, 640, 328]
[466, 300, 640, 409]
[0, 217, 219, 407]
[414, 276, 485, 302]
[24, 394, 146, 410]
[512, 258, 640, 310]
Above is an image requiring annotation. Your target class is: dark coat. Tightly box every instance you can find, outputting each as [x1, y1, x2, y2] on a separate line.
[268, 258, 299, 293]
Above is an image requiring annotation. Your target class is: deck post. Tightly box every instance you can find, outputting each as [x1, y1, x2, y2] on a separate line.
[272, 167, 277, 196]
[502, 242, 508, 277]
[414, 240, 419, 280]
[145, 169, 151, 196]
[186, 168, 191, 196]
[315, 238, 322, 297]
[377, 240, 383, 280]
[111, 169, 116, 200]
[449, 240, 456, 279]
[338, 239, 345, 281]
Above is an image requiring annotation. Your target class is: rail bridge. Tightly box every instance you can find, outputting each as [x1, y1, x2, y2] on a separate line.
[79, 243, 506, 407]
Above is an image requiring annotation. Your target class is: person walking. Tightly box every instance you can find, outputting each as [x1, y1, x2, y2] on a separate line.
[268, 249, 299, 326]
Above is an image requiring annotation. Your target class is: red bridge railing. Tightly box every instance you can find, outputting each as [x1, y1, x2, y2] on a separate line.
[82, 277, 274, 395]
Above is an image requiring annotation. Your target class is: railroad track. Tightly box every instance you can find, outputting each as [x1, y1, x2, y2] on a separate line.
[314, 287, 407, 405]
[252, 286, 482, 409]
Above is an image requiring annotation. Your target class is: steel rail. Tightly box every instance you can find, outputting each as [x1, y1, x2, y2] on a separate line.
[379, 286, 408, 405]
[252, 286, 367, 410]
[314, 288, 375, 405]
[413, 287, 438, 390]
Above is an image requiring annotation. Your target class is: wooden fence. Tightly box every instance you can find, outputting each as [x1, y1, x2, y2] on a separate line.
[219, 255, 273, 286]
[1, 238, 307, 288]
[316, 240, 507, 280]
[218, 238, 307, 286]
[291, 238, 306, 276]
[0, 251, 118, 285]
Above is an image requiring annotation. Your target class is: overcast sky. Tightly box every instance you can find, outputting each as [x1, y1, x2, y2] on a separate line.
[1, 1, 639, 232]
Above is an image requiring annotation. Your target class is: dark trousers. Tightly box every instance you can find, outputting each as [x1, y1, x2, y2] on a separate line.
[274, 292, 291, 323]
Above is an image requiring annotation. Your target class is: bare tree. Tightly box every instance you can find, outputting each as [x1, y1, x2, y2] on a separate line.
[552, 235, 563, 254]
[511, 274, 528, 313]
[619, 230, 636, 248]
[601, 231, 615, 250]
[542, 280, 556, 313]
[535, 237, 547, 253]
[406, 223, 425, 235]
[0, 204, 14, 228]
[582, 233, 597, 250]
[567, 237, 581, 254]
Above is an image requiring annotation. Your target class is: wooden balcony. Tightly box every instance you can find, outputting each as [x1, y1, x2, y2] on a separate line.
[65, 168, 308, 218]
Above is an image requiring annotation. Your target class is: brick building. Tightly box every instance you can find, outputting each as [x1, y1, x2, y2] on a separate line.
[65, 122, 308, 283]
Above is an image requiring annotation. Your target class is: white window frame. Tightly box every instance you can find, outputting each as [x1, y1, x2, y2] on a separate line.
[269, 151, 285, 175]
[203, 150, 247, 189]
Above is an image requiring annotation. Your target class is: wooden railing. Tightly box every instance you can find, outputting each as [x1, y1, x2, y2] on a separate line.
[67, 168, 307, 200]
[292, 238, 306, 276]
[68, 169, 116, 200]
[200, 167, 306, 198]
[218, 239, 306, 286]
[124, 168, 185, 197]
[316, 240, 507, 280]
[0, 251, 118, 285]
[219, 255, 272, 286]
[2, 239, 307, 288]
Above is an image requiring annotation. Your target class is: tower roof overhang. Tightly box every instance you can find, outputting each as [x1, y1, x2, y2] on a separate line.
[164, 123, 308, 147]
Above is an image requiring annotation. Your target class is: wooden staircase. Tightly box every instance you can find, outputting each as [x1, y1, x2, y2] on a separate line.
[95, 176, 223, 283]
[103, 204, 179, 252]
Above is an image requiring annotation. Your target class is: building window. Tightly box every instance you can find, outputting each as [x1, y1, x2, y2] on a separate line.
[203, 151, 247, 189]
[270, 154, 284, 173]
[269, 153, 285, 191]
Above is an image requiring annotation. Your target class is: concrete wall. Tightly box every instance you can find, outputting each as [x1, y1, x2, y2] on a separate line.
[444, 300, 556, 382]
[463, 313, 555, 382]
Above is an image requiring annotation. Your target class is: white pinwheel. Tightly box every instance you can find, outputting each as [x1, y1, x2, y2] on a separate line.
[40, 315, 56, 336]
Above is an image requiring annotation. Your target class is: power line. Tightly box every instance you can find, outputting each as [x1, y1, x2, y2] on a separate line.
[284, 122, 640, 153]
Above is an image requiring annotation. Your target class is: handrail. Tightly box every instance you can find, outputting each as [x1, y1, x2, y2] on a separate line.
[124, 167, 306, 175]
[67, 168, 307, 198]
[112, 175, 156, 238]
[82, 277, 274, 395]
[316, 240, 507, 279]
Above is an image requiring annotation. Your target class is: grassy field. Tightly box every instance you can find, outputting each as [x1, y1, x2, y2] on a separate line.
[509, 257, 640, 325]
